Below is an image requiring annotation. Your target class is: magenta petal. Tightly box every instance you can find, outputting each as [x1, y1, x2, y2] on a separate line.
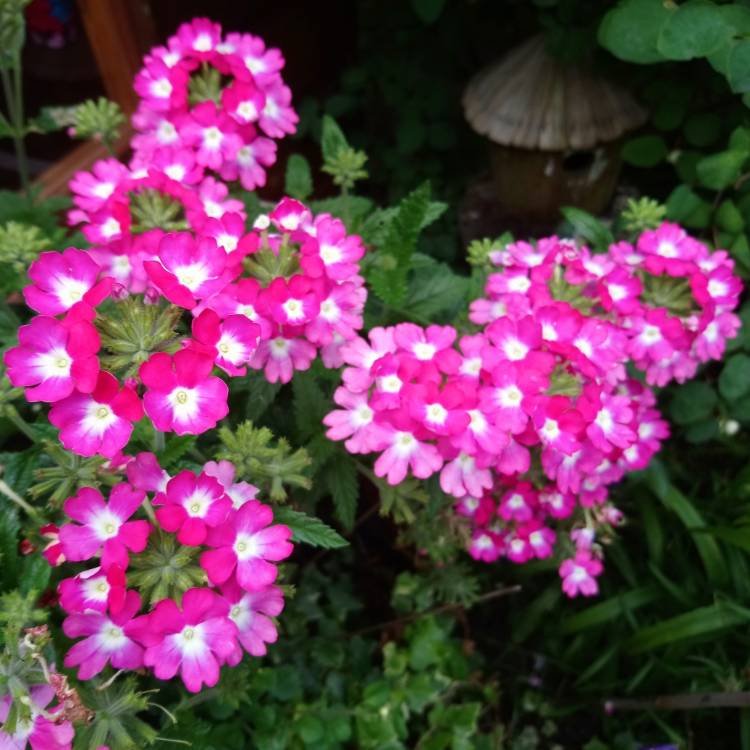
[200, 547, 236, 586]
[156, 504, 186, 532]
[109, 483, 145, 519]
[178, 517, 207, 546]
[58, 523, 101, 562]
[101, 538, 129, 569]
[236, 557, 278, 591]
[119, 520, 151, 553]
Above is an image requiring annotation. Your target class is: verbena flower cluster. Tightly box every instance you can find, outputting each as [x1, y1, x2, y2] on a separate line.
[325, 226, 742, 597]
[48, 454, 292, 693]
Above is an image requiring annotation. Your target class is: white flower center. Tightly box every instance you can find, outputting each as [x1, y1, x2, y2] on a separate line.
[270, 337, 291, 357]
[378, 374, 402, 393]
[426, 403, 447, 424]
[216, 233, 238, 252]
[282, 298, 304, 320]
[352, 405, 373, 428]
[193, 33, 213, 52]
[151, 78, 172, 98]
[165, 164, 186, 181]
[203, 126, 223, 149]
[101, 217, 121, 239]
[234, 532, 259, 560]
[237, 100, 259, 121]
[320, 243, 342, 265]
[498, 385, 523, 408]
[641, 324, 662, 345]
[541, 418, 560, 441]
[413, 342, 436, 360]
[54, 276, 89, 308]
[92, 182, 115, 199]
[503, 339, 527, 361]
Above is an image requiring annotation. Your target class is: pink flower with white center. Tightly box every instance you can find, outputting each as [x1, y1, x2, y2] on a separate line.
[258, 74, 298, 137]
[58, 566, 125, 615]
[221, 579, 284, 663]
[559, 551, 603, 597]
[468, 529, 503, 563]
[201, 212, 255, 265]
[451, 402, 509, 456]
[373, 418, 443, 484]
[260, 275, 321, 326]
[69, 158, 130, 213]
[638, 221, 702, 275]
[62, 589, 144, 679]
[229, 32, 285, 83]
[300, 216, 365, 280]
[174, 17, 221, 57]
[203, 460, 258, 510]
[486, 316, 541, 363]
[140, 350, 229, 435]
[585, 392, 635, 452]
[453, 333, 487, 383]
[693, 311, 740, 361]
[149, 145, 204, 185]
[203, 277, 273, 339]
[190, 309, 260, 376]
[305, 281, 364, 346]
[134, 58, 188, 113]
[598, 267, 642, 315]
[439, 452, 493, 498]
[269, 197, 311, 233]
[178, 102, 242, 171]
[533, 396, 584, 455]
[394, 323, 461, 375]
[130, 113, 181, 160]
[196, 176, 245, 220]
[126, 452, 170, 493]
[571, 527, 596, 551]
[58, 484, 150, 569]
[154, 470, 232, 546]
[506, 532, 532, 564]
[507, 239, 553, 268]
[79, 201, 132, 245]
[455, 495, 495, 525]
[369, 353, 411, 410]
[201, 500, 293, 590]
[249, 335, 316, 384]
[23, 249, 112, 315]
[405, 382, 469, 436]
[486, 268, 533, 297]
[144, 232, 230, 310]
[537, 487, 575, 519]
[524, 522, 556, 559]
[5, 313, 99, 403]
[0, 685, 73, 750]
[627, 309, 687, 362]
[498, 483, 537, 523]
[340, 328, 397, 392]
[40, 524, 64, 566]
[137, 588, 238, 693]
[221, 135, 277, 190]
[323, 387, 388, 454]
[609, 240, 645, 268]
[49, 371, 143, 458]
[222, 79, 265, 125]
[692, 264, 743, 311]
[478, 361, 538, 435]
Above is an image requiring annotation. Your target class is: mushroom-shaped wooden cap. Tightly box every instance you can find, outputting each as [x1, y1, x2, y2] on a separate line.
[462, 35, 648, 151]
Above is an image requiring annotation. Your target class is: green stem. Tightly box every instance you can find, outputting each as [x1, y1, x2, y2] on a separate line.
[11, 52, 31, 202]
[0, 476, 40, 520]
[4, 406, 37, 443]
[141, 496, 157, 526]
[154, 429, 166, 453]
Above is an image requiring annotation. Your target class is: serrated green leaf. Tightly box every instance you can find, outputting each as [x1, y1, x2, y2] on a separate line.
[560, 206, 615, 249]
[285, 154, 313, 201]
[273, 507, 348, 548]
[292, 370, 328, 441]
[324, 456, 358, 529]
[320, 115, 348, 162]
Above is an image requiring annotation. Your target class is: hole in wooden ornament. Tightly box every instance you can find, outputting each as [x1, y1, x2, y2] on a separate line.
[562, 150, 596, 173]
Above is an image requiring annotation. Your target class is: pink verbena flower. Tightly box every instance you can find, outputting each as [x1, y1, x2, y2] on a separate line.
[323, 386, 387, 454]
[140, 349, 229, 435]
[202, 459, 258, 509]
[373, 418, 443, 485]
[63, 589, 144, 679]
[126, 452, 170, 493]
[137, 587, 238, 693]
[23, 249, 112, 315]
[154, 470, 232, 546]
[49, 371, 143, 458]
[559, 550, 603, 597]
[58, 484, 150, 569]
[144, 232, 230, 309]
[4, 313, 100, 402]
[249, 335, 316, 384]
[190, 308, 260, 376]
[58, 566, 126, 615]
[201, 500, 293, 590]
[221, 579, 284, 662]
[0, 685, 73, 750]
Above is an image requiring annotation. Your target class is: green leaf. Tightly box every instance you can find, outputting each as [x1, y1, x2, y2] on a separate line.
[719, 353, 750, 401]
[715, 199, 745, 233]
[0, 503, 20, 591]
[670, 381, 717, 424]
[561, 586, 660, 634]
[728, 40, 750, 92]
[284, 154, 313, 202]
[626, 602, 750, 653]
[367, 181, 433, 307]
[324, 456, 359, 529]
[292, 370, 328, 441]
[598, 0, 673, 64]
[411, 0, 448, 24]
[559, 206, 615, 248]
[683, 113, 722, 148]
[273, 507, 348, 549]
[621, 135, 668, 167]
[320, 115, 348, 162]
[405, 255, 469, 320]
[657, 1, 732, 61]
[696, 150, 747, 190]
[665, 185, 712, 228]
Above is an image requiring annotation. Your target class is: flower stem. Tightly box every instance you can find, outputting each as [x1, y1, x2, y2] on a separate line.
[154, 429, 166, 453]
[4, 406, 38, 443]
[141, 496, 157, 526]
[0, 476, 40, 520]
